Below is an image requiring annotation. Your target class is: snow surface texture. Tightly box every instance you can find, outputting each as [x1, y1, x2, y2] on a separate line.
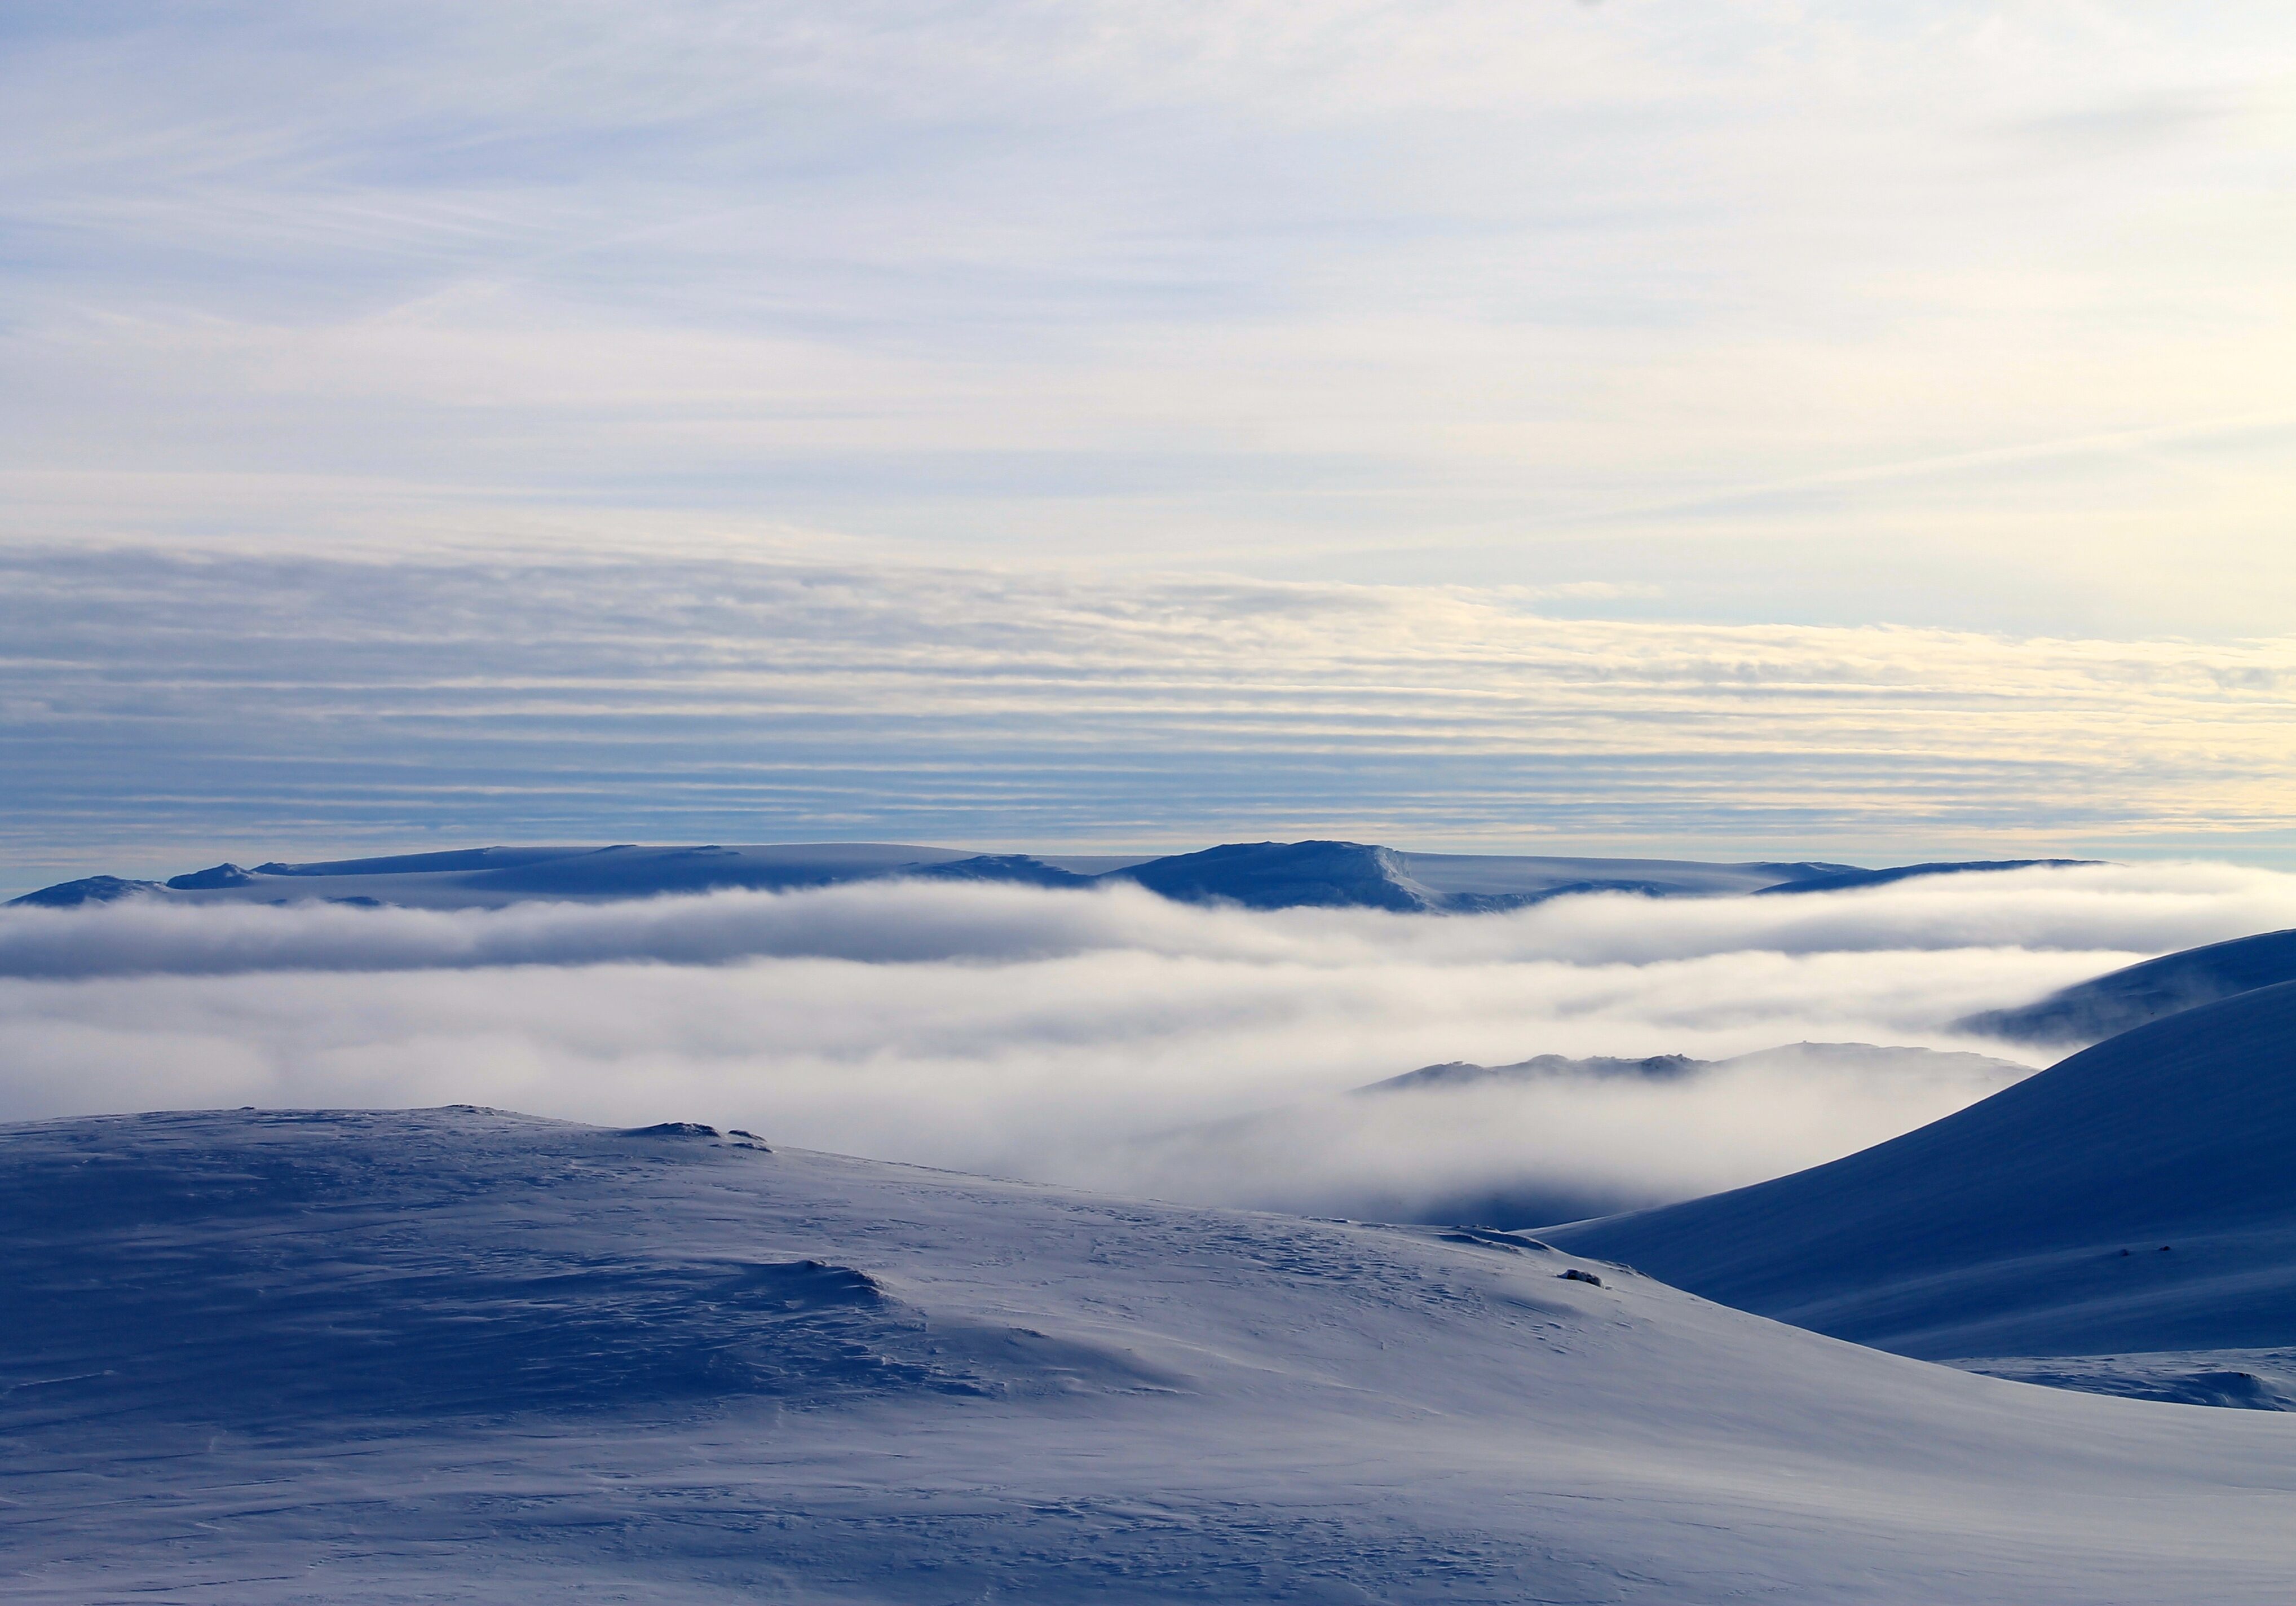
[1547, 980, 2296, 1361]
[1356, 1042, 2026, 1096]
[8, 1106, 2296, 1603]
[10, 839, 2060, 914]
[1953, 1351, 2296, 1411]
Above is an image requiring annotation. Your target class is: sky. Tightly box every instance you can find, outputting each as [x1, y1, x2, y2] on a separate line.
[5, 2, 2295, 887]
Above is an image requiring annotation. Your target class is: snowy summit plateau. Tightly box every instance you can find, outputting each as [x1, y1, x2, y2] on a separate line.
[11, 837, 2084, 912]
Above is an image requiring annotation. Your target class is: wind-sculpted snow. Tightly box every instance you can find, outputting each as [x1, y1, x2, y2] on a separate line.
[1, 1112, 1162, 1430]
[4, 861, 2296, 1220]
[1955, 1350, 2296, 1412]
[1548, 981, 2296, 1360]
[6, 1106, 2296, 1603]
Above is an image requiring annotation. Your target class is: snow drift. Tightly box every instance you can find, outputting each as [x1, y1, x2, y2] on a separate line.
[6, 1105, 2296, 1603]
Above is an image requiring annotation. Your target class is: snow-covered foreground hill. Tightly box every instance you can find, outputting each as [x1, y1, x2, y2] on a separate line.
[1547, 980, 2296, 1363]
[8, 1108, 2296, 1601]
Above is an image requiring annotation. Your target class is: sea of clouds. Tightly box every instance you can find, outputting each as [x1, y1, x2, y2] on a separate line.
[5, 859, 2293, 1225]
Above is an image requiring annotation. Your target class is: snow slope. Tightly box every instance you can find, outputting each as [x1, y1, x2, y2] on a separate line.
[1547, 980, 2296, 1360]
[1961, 925, 2296, 1047]
[8, 1106, 2296, 1601]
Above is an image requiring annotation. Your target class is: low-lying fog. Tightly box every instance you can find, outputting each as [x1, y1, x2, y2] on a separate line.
[5, 860, 2291, 1223]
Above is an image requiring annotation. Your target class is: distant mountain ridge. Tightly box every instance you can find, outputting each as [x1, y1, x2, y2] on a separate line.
[1095, 1042, 2034, 1232]
[1355, 1041, 2025, 1097]
[1362, 1052, 1706, 1092]
[8, 839, 2091, 914]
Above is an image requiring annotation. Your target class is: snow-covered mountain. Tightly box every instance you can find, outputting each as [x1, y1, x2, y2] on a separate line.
[1357, 1040, 2028, 1095]
[7, 1105, 2296, 1601]
[1547, 981, 2296, 1366]
[1960, 925, 2296, 1046]
[10, 839, 2070, 913]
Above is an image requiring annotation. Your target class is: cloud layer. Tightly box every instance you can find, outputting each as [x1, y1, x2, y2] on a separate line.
[5, 3, 2294, 635]
[6, 861, 2291, 1222]
[8, 548, 2296, 890]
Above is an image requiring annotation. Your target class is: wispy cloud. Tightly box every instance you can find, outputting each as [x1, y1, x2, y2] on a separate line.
[3, 4, 2293, 637]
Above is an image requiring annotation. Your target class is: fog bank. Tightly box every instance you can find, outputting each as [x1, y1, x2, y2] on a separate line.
[5, 861, 2288, 1218]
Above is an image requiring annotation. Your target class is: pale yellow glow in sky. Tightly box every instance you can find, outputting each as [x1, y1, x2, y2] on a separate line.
[2, 3, 2293, 869]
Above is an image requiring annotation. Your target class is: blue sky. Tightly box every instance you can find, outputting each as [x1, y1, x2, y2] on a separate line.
[4, 3, 2294, 887]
